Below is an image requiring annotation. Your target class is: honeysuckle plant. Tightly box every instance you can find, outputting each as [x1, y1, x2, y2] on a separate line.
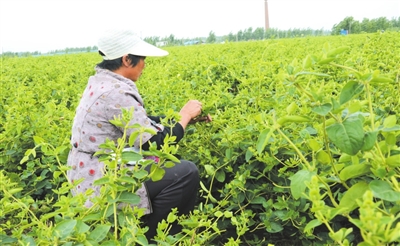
[1, 31, 399, 245]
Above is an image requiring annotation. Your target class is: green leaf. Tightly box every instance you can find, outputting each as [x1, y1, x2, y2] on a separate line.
[214, 211, 223, 217]
[164, 153, 180, 163]
[150, 164, 165, 182]
[369, 76, 393, 83]
[167, 212, 177, 223]
[287, 65, 294, 75]
[93, 176, 110, 185]
[304, 219, 322, 234]
[118, 191, 140, 204]
[88, 224, 111, 242]
[109, 119, 124, 127]
[348, 101, 362, 114]
[302, 55, 312, 69]
[75, 220, 90, 234]
[53, 219, 77, 239]
[7, 188, 22, 195]
[132, 169, 149, 179]
[361, 73, 373, 81]
[385, 155, 400, 168]
[118, 176, 137, 184]
[33, 136, 45, 144]
[39, 211, 60, 221]
[326, 117, 365, 155]
[329, 228, 353, 242]
[121, 151, 142, 163]
[360, 131, 377, 151]
[383, 115, 397, 128]
[339, 81, 364, 105]
[286, 102, 298, 114]
[128, 131, 140, 147]
[369, 180, 400, 202]
[322, 42, 331, 53]
[312, 103, 332, 116]
[204, 164, 215, 176]
[82, 213, 102, 222]
[225, 148, 233, 159]
[267, 222, 284, 233]
[308, 139, 321, 152]
[215, 169, 226, 182]
[21, 236, 36, 246]
[136, 235, 149, 245]
[53, 171, 62, 179]
[289, 170, 314, 199]
[318, 57, 335, 65]
[144, 127, 157, 135]
[316, 150, 330, 164]
[385, 133, 396, 145]
[164, 161, 175, 168]
[245, 148, 253, 162]
[29, 148, 36, 158]
[0, 234, 18, 244]
[224, 211, 233, 218]
[107, 195, 118, 204]
[294, 71, 330, 77]
[256, 129, 272, 154]
[339, 164, 370, 181]
[331, 97, 342, 113]
[327, 46, 349, 57]
[379, 125, 400, 132]
[339, 181, 368, 212]
[101, 240, 119, 246]
[251, 196, 266, 204]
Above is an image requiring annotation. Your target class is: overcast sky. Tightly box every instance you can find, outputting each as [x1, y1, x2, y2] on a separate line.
[0, 0, 399, 53]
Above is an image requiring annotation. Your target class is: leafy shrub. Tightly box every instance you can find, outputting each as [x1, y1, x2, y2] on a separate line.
[1, 32, 399, 245]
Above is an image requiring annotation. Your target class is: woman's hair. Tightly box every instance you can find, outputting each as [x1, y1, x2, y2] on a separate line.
[97, 51, 145, 71]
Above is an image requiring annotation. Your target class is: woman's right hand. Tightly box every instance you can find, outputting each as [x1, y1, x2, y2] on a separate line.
[179, 100, 202, 129]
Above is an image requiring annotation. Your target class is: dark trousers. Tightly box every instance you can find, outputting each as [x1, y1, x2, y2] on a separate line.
[143, 160, 199, 241]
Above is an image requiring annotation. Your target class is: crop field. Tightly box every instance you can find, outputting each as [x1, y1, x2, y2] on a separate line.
[1, 32, 399, 245]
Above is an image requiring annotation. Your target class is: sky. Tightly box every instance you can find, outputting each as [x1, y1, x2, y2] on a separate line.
[0, 0, 399, 53]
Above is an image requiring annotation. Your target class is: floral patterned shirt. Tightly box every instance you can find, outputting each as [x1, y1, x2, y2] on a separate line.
[67, 66, 164, 214]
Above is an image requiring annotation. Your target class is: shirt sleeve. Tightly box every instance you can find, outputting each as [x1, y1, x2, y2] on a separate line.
[142, 122, 184, 150]
[148, 115, 164, 123]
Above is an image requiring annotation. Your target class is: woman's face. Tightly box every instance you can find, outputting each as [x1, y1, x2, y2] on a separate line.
[128, 57, 145, 82]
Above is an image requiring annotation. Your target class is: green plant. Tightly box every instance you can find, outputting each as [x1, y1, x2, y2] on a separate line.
[1, 32, 399, 245]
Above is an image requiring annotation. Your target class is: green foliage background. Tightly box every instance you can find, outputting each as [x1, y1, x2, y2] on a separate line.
[1, 32, 399, 245]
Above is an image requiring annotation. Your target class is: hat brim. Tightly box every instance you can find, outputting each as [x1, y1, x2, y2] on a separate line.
[128, 40, 169, 57]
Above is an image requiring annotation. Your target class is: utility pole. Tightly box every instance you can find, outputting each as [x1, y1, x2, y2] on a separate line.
[265, 0, 270, 30]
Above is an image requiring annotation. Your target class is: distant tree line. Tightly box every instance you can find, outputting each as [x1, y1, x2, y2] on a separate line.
[332, 16, 400, 35]
[2, 16, 398, 57]
[1, 46, 98, 58]
[143, 27, 329, 47]
[223, 27, 329, 42]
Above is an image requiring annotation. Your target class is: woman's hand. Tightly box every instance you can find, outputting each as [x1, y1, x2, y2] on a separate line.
[179, 100, 203, 129]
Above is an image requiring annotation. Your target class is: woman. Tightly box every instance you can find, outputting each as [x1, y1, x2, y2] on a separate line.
[66, 29, 208, 240]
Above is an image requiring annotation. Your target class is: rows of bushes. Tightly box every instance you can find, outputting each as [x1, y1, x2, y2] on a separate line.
[1, 32, 399, 245]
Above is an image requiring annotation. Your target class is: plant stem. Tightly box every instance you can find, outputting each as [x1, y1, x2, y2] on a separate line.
[316, 175, 339, 208]
[330, 62, 359, 73]
[276, 127, 313, 171]
[3, 189, 43, 227]
[294, 83, 314, 100]
[205, 161, 230, 205]
[365, 82, 385, 160]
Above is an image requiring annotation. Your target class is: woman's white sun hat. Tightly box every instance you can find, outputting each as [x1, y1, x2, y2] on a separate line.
[98, 29, 168, 60]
